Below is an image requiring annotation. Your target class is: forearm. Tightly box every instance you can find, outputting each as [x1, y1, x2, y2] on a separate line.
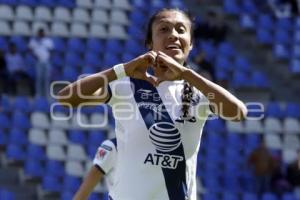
[73, 166, 103, 200]
[182, 69, 247, 121]
[58, 68, 117, 107]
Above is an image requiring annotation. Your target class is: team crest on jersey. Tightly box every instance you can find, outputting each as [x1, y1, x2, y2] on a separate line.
[96, 148, 108, 160]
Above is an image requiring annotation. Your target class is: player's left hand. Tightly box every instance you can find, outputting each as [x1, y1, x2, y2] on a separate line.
[154, 51, 187, 85]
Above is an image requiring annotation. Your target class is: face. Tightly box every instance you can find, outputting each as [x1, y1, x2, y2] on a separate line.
[150, 11, 193, 65]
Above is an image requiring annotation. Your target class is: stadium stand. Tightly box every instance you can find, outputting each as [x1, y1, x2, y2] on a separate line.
[0, 0, 299, 199]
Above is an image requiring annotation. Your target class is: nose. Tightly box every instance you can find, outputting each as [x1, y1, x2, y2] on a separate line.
[168, 28, 179, 41]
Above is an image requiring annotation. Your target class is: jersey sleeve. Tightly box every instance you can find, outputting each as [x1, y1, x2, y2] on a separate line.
[93, 140, 117, 174]
[106, 77, 132, 106]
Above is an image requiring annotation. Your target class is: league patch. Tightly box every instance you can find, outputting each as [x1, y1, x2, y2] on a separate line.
[100, 144, 112, 151]
[96, 148, 108, 159]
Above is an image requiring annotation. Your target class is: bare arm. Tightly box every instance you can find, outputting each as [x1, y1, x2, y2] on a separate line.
[57, 51, 158, 107]
[155, 51, 247, 121]
[57, 68, 117, 107]
[73, 166, 104, 200]
[182, 69, 247, 121]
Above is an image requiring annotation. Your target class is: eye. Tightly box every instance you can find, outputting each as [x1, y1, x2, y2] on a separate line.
[177, 27, 186, 34]
[160, 26, 168, 32]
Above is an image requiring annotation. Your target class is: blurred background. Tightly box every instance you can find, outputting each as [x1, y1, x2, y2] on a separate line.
[0, 0, 300, 199]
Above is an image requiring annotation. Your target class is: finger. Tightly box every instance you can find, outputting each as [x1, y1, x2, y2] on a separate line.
[145, 74, 157, 87]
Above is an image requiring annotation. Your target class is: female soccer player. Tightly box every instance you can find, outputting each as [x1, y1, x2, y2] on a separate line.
[58, 8, 247, 200]
[74, 138, 117, 200]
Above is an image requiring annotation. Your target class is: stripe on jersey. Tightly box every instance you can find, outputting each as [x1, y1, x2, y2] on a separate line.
[131, 78, 187, 200]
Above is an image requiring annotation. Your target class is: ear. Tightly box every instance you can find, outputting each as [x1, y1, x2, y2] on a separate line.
[189, 42, 193, 51]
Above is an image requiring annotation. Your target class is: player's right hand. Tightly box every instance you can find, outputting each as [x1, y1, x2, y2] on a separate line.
[124, 51, 157, 86]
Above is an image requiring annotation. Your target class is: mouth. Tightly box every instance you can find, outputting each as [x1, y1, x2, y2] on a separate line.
[165, 44, 182, 51]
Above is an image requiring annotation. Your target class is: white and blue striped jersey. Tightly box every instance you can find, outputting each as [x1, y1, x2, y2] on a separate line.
[106, 77, 210, 200]
[93, 138, 117, 192]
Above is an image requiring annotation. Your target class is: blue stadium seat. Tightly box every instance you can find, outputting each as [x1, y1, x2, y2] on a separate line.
[223, 192, 239, 200]
[285, 103, 300, 118]
[218, 42, 235, 57]
[10, 36, 27, 53]
[131, 0, 146, 8]
[122, 52, 135, 61]
[234, 56, 251, 73]
[256, 29, 274, 45]
[266, 102, 284, 118]
[12, 111, 31, 130]
[290, 59, 300, 73]
[53, 37, 66, 53]
[61, 191, 74, 200]
[215, 56, 232, 71]
[202, 193, 218, 200]
[103, 53, 120, 68]
[105, 39, 124, 54]
[13, 96, 31, 113]
[87, 144, 99, 159]
[240, 14, 256, 30]
[64, 52, 83, 68]
[232, 71, 251, 88]
[51, 52, 64, 68]
[46, 160, 65, 177]
[151, 0, 166, 10]
[0, 188, 15, 200]
[32, 96, 50, 113]
[39, 0, 56, 7]
[276, 18, 293, 31]
[292, 44, 300, 58]
[89, 193, 102, 200]
[19, 0, 38, 6]
[57, 0, 75, 8]
[251, 71, 269, 88]
[125, 39, 144, 56]
[203, 176, 223, 192]
[205, 118, 226, 133]
[86, 38, 104, 54]
[24, 159, 44, 178]
[0, 113, 11, 130]
[24, 53, 37, 78]
[242, 192, 258, 200]
[282, 193, 297, 200]
[244, 134, 261, 154]
[200, 41, 216, 60]
[227, 133, 243, 149]
[63, 175, 81, 192]
[9, 128, 28, 145]
[257, 14, 274, 30]
[223, 0, 240, 14]
[129, 11, 147, 27]
[0, 0, 18, 5]
[0, 96, 11, 113]
[169, 0, 185, 9]
[0, 36, 8, 51]
[69, 130, 87, 145]
[63, 66, 79, 82]
[274, 30, 291, 44]
[6, 144, 26, 161]
[262, 193, 278, 200]
[81, 66, 97, 75]
[67, 38, 86, 54]
[0, 130, 7, 146]
[241, 0, 257, 14]
[273, 44, 290, 59]
[27, 144, 46, 160]
[88, 130, 106, 146]
[84, 52, 101, 68]
[42, 175, 62, 192]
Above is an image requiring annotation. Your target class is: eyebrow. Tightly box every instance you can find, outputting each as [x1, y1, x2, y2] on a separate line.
[156, 20, 188, 28]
